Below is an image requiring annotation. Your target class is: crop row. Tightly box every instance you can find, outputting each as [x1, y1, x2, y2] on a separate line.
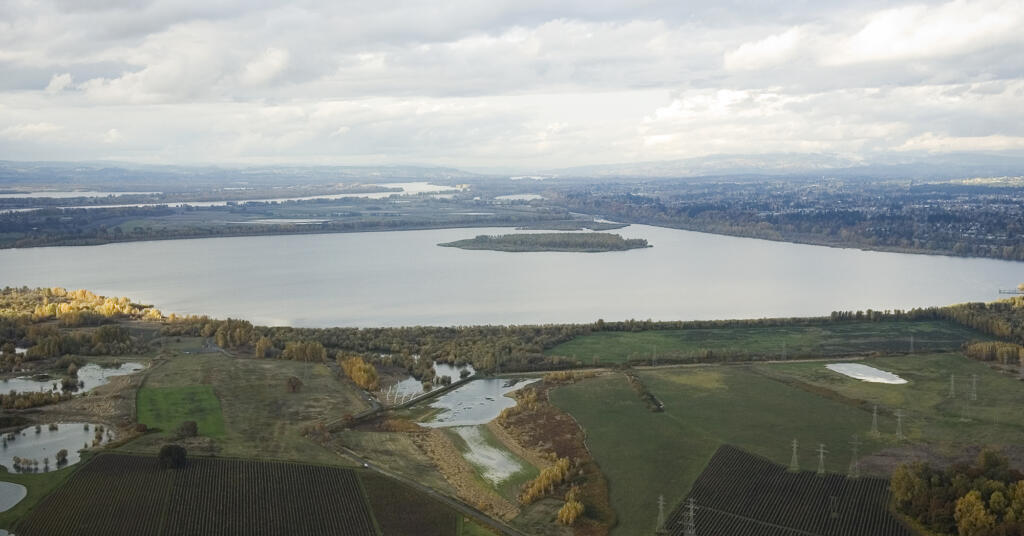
[17, 454, 378, 536]
[664, 445, 912, 536]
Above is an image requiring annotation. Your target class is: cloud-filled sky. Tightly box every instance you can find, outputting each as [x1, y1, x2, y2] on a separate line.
[1, 0, 1023, 170]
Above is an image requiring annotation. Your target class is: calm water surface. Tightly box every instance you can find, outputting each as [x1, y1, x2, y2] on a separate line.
[0, 225, 1018, 327]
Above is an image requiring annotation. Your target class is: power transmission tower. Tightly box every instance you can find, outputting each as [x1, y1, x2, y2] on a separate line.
[971, 374, 978, 401]
[817, 443, 827, 476]
[895, 409, 904, 441]
[949, 374, 955, 398]
[870, 405, 879, 436]
[655, 495, 667, 535]
[848, 435, 860, 479]
[683, 498, 697, 536]
[789, 438, 800, 472]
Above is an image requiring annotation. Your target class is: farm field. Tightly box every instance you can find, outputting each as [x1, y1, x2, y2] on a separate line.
[122, 353, 370, 464]
[137, 385, 225, 437]
[545, 320, 985, 364]
[16, 454, 378, 535]
[549, 363, 904, 535]
[665, 445, 911, 536]
[757, 352, 1024, 447]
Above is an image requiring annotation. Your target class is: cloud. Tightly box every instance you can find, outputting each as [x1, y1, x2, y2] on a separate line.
[0, 122, 64, 140]
[0, 0, 1021, 168]
[45, 73, 73, 93]
[724, 27, 807, 71]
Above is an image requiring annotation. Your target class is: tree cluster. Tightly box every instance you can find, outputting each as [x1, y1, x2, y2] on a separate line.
[892, 449, 1024, 535]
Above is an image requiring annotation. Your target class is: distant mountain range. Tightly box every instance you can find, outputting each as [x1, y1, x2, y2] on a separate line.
[3, 152, 1024, 188]
[542, 152, 1024, 180]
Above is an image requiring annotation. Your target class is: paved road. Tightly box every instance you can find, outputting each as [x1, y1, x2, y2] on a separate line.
[335, 445, 527, 536]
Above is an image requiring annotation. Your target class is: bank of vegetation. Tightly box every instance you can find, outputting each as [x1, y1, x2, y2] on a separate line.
[439, 232, 650, 252]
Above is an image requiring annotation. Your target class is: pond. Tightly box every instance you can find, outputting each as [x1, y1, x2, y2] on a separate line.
[421, 378, 538, 428]
[0, 362, 145, 395]
[451, 425, 525, 484]
[0, 481, 26, 513]
[1, 422, 113, 473]
[385, 363, 475, 402]
[826, 363, 908, 384]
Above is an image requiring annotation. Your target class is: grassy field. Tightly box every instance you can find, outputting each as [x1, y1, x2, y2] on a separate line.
[550, 352, 1024, 536]
[122, 353, 370, 464]
[550, 365, 897, 535]
[545, 320, 985, 364]
[336, 430, 453, 494]
[757, 353, 1024, 446]
[137, 385, 225, 436]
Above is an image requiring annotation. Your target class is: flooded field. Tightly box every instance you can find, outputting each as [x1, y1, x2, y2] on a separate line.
[421, 378, 537, 428]
[451, 426, 527, 484]
[385, 363, 475, 402]
[1, 423, 113, 473]
[0, 362, 144, 395]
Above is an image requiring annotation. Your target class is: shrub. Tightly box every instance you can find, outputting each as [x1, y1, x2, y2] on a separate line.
[175, 420, 198, 439]
[158, 444, 187, 469]
[286, 376, 303, 393]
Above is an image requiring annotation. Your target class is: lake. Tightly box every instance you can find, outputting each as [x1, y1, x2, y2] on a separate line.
[0, 224, 1018, 327]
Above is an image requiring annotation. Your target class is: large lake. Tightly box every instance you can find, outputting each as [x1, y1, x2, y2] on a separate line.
[0, 225, 1018, 327]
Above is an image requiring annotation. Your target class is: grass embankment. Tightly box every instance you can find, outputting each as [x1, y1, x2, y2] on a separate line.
[551, 352, 1024, 536]
[0, 463, 80, 530]
[123, 353, 370, 464]
[546, 320, 984, 364]
[137, 385, 225, 437]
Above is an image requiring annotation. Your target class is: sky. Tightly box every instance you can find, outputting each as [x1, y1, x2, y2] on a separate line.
[1, 0, 1023, 170]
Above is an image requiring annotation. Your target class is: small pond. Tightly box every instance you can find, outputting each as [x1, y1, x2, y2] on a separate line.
[1, 422, 113, 473]
[386, 363, 475, 402]
[452, 426, 525, 484]
[422, 378, 538, 428]
[826, 363, 908, 384]
[0, 481, 26, 513]
[1, 362, 144, 395]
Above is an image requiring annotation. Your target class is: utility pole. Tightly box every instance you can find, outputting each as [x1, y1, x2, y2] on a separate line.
[655, 495, 667, 535]
[870, 405, 879, 436]
[848, 435, 860, 479]
[896, 409, 904, 441]
[789, 438, 800, 472]
[683, 498, 697, 536]
[817, 443, 827, 476]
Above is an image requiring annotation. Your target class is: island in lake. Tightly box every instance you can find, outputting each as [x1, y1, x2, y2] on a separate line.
[438, 232, 651, 252]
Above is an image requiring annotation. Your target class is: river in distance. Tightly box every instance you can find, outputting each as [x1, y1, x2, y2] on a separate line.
[0, 224, 1018, 327]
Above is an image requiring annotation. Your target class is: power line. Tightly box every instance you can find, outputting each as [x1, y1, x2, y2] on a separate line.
[817, 443, 827, 476]
[789, 438, 799, 472]
[848, 435, 860, 479]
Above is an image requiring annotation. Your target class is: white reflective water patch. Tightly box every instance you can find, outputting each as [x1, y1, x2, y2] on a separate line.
[825, 363, 907, 384]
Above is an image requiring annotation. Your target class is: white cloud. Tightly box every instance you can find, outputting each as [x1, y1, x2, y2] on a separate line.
[239, 47, 289, 86]
[0, 1, 1021, 167]
[724, 27, 807, 71]
[824, 0, 1024, 65]
[45, 73, 73, 94]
